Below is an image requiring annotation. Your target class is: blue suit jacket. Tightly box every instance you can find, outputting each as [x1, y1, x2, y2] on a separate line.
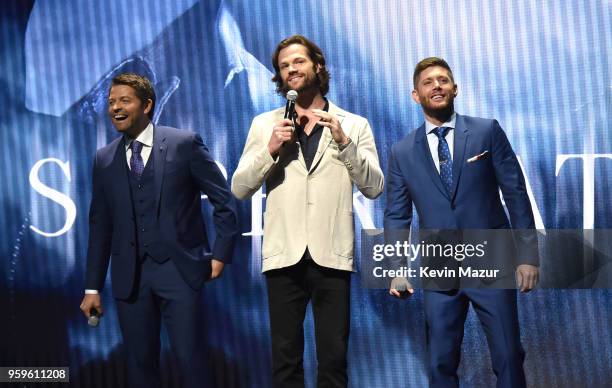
[85, 126, 239, 299]
[384, 114, 537, 265]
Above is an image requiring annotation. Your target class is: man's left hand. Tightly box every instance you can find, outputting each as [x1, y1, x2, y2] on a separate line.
[516, 264, 539, 293]
[210, 259, 225, 281]
[312, 109, 349, 146]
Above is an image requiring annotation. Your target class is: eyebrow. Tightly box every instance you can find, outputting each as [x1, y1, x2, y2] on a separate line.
[422, 75, 450, 81]
[280, 56, 306, 65]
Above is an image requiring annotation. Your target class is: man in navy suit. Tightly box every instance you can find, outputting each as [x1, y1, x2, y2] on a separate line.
[79, 73, 239, 388]
[384, 58, 539, 388]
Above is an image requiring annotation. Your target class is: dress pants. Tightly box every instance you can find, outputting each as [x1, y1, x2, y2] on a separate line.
[423, 289, 526, 388]
[115, 257, 208, 388]
[265, 256, 351, 388]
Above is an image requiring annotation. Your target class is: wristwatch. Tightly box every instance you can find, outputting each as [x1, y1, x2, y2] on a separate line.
[337, 137, 352, 152]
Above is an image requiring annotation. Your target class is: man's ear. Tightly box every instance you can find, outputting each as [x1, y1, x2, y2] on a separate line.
[316, 63, 323, 74]
[411, 90, 421, 105]
[143, 99, 153, 115]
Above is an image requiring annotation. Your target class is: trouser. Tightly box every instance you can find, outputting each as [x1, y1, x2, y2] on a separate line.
[424, 289, 526, 388]
[115, 257, 208, 388]
[265, 256, 351, 388]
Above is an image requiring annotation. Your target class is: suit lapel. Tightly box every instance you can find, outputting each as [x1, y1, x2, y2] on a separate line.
[450, 114, 469, 200]
[308, 103, 344, 173]
[274, 108, 307, 170]
[110, 137, 132, 204]
[153, 126, 167, 216]
[415, 124, 450, 200]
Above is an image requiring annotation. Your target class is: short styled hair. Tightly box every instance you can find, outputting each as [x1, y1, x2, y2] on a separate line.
[271, 35, 330, 96]
[110, 73, 156, 119]
[413, 57, 454, 88]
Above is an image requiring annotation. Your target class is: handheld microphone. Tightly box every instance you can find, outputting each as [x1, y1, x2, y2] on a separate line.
[88, 309, 100, 327]
[284, 90, 298, 121]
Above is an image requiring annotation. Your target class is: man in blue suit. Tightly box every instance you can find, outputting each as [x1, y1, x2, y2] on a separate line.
[79, 73, 239, 388]
[384, 58, 539, 388]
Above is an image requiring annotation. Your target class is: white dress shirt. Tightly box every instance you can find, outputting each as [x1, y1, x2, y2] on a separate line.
[425, 112, 456, 173]
[125, 122, 154, 169]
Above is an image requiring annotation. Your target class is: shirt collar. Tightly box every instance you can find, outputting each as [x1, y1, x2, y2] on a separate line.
[425, 112, 457, 135]
[125, 123, 154, 150]
[295, 98, 329, 132]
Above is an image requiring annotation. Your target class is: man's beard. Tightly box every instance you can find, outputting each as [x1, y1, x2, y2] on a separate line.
[422, 99, 454, 122]
[280, 72, 320, 96]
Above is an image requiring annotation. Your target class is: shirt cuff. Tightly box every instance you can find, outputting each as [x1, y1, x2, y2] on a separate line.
[85, 289, 99, 295]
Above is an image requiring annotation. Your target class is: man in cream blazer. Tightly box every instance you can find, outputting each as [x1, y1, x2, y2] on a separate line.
[232, 35, 383, 387]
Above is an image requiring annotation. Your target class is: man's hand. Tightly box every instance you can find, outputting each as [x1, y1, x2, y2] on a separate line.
[516, 264, 539, 293]
[80, 294, 103, 318]
[268, 118, 295, 157]
[209, 259, 225, 281]
[312, 109, 349, 146]
[389, 277, 414, 299]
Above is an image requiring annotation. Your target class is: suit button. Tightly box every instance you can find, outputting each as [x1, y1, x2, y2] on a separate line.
[139, 200, 144, 203]
[451, 204, 456, 210]
[138, 184, 143, 189]
[141, 228, 145, 232]
[130, 242, 135, 246]
[144, 243, 149, 248]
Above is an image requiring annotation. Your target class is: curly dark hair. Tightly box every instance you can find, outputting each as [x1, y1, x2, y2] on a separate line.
[271, 35, 330, 96]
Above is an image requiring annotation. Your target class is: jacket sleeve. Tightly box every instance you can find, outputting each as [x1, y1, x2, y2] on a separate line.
[383, 146, 414, 271]
[190, 133, 239, 263]
[84, 153, 113, 291]
[490, 120, 539, 266]
[231, 118, 278, 200]
[336, 119, 384, 199]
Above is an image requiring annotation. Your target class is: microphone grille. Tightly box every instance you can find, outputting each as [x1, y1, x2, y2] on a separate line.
[87, 316, 99, 327]
[286, 90, 298, 101]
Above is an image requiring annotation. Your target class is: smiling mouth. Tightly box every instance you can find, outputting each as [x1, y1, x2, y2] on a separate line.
[431, 94, 445, 101]
[113, 114, 128, 121]
[288, 75, 303, 82]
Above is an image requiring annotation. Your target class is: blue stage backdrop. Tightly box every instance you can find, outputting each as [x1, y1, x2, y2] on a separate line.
[1, 1, 611, 387]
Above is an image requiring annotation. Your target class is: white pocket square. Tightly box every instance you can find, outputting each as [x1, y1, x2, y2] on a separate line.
[467, 150, 489, 163]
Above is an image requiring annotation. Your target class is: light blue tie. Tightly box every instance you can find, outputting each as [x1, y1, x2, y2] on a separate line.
[434, 127, 453, 195]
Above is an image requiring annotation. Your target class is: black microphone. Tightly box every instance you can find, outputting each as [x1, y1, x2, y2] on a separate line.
[284, 90, 298, 121]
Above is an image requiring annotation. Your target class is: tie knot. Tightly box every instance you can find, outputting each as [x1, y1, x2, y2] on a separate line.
[435, 126, 450, 139]
[131, 141, 143, 155]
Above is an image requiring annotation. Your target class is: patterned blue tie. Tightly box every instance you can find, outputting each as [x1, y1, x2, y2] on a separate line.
[434, 126, 453, 195]
[130, 141, 144, 180]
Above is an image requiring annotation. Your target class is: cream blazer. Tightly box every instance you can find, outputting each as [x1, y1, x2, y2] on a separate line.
[232, 102, 384, 272]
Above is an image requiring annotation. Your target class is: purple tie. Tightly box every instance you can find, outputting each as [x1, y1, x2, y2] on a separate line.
[130, 141, 144, 180]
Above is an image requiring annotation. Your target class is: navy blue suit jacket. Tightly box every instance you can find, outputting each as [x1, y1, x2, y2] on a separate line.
[85, 126, 239, 299]
[384, 114, 537, 266]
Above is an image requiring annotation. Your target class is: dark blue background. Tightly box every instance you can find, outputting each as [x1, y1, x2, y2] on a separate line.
[1, 1, 611, 387]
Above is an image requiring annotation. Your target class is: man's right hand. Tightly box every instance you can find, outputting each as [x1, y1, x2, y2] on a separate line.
[268, 119, 294, 157]
[80, 294, 103, 318]
[389, 277, 414, 299]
